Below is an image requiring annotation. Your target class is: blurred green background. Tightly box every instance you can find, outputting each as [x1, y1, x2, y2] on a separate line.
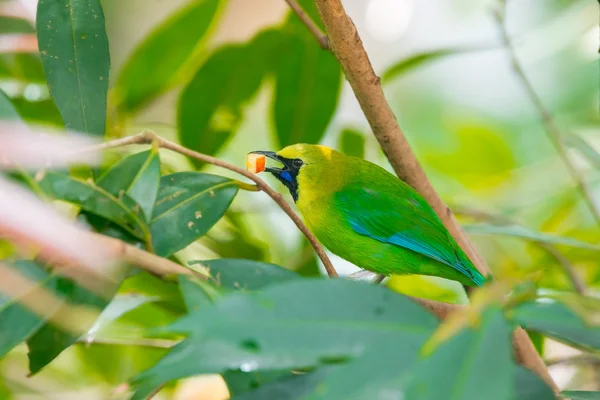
[0, 0, 598, 398]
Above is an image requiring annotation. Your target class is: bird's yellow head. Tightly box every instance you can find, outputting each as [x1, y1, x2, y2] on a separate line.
[248, 144, 344, 202]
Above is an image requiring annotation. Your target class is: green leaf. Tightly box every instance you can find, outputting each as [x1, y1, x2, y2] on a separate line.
[178, 275, 221, 313]
[0, 53, 46, 83]
[564, 134, 600, 170]
[0, 89, 19, 119]
[131, 279, 439, 399]
[382, 48, 479, 82]
[406, 308, 514, 400]
[150, 172, 239, 257]
[188, 259, 300, 291]
[9, 97, 63, 126]
[114, 0, 221, 114]
[0, 16, 35, 34]
[232, 369, 330, 400]
[464, 223, 600, 251]
[0, 261, 60, 358]
[272, 29, 341, 146]
[339, 128, 366, 158]
[27, 275, 116, 374]
[511, 300, 600, 351]
[562, 392, 600, 400]
[96, 150, 161, 221]
[222, 370, 297, 397]
[178, 43, 265, 167]
[36, 0, 110, 136]
[39, 171, 149, 240]
[513, 367, 555, 400]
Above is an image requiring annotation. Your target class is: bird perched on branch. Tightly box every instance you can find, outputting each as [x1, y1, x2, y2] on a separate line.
[248, 144, 486, 287]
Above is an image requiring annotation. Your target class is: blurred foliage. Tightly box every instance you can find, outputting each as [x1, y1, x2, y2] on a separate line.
[0, 0, 599, 398]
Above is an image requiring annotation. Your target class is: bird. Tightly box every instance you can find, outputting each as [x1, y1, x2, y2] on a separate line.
[249, 144, 486, 287]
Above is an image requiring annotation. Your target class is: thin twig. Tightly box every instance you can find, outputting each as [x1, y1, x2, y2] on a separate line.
[454, 207, 586, 294]
[284, 0, 329, 49]
[310, 0, 558, 393]
[95, 131, 338, 278]
[494, 8, 600, 229]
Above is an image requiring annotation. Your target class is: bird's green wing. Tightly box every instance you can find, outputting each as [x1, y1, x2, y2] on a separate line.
[334, 184, 484, 286]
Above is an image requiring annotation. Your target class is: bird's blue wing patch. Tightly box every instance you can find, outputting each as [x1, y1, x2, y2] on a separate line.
[337, 187, 482, 285]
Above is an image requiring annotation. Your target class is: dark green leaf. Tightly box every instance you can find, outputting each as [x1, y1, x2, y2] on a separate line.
[511, 300, 600, 351]
[464, 223, 600, 251]
[96, 149, 161, 221]
[562, 392, 600, 400]
[150, 172, 239, 257]
[40, 171, 149, 240]
[272, 29, 341, 146]
[222, 370, 296, 397]
[27, 275, 116, 374]
[9, 97, 63, 126]
[564, 134, 600, 170]
[0, 261, 60, 358]
[131, 279, 439, 399]
[0, 17, 35, 34]
[339, 128, 366, 158]
[115, 0, 221, 113]
[36, 0, 110, 136]
[178, 275, 221, 313]
[513, 367, 555, 400]
[233, 369, 330, 400]
[406, 308, 514, 400]
[178, 44, 265, 166]
[189, 259, 300, 291]
[0, 89, 19, 119]
[382, 49, 472, 82]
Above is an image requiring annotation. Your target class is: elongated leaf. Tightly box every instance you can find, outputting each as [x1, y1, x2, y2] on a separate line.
[464, 223, 600, 251]
[513, 367, 555, 400]
[382, 48, 483, 82]
[223, 370, 297, 397]
[511, 300, 600, 351]
[189, 259, 300, 290]
[233, 369, 331, 400]
[272, 29, 341, 146]
[10, 97, 63, 126]
[0, 261, 60, 358]
[0, 89, 19, 119]
[27, 275, 116, 374]
[150, 172, 239, 257]
[115, 0, 220, 113]
[131, 279, 439, 399]
[339, 128, 365, 158]
[562, 392, 600, 400]
[178, 275, 221, 313]
[96, 150, 161, 221]
[406, 308, 514, 400]
[40, 171, 148, 239]
[564, 134, 600, 170]
[178, 43, 265, 166]
[36, 0, 110, 136]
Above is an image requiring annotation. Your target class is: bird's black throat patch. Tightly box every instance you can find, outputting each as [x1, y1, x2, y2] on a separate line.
[269, 164, 299, 202]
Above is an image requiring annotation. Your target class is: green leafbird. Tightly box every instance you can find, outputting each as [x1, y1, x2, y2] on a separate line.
[250, 144, 486, 287]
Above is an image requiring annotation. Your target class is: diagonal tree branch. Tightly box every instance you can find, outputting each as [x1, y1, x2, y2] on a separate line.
[284, 0, 329, 49]
[308, 0, 559, 393]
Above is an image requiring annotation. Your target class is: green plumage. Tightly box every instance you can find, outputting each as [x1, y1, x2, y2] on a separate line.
[255, 144, 486, 287]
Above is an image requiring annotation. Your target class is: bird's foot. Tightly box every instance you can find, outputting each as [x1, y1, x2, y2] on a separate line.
[348, 269, 375, 280]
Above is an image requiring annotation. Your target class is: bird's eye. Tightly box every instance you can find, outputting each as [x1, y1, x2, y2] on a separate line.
[292, 159, 304, 168]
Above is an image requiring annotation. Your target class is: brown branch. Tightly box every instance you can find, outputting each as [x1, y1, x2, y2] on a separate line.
[310, 0, 559, 393]
[454, 207, 586, 294]
[284, 0, 329, 49]
[494, 9, 600, 229]
[94, 131, 338, 278]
